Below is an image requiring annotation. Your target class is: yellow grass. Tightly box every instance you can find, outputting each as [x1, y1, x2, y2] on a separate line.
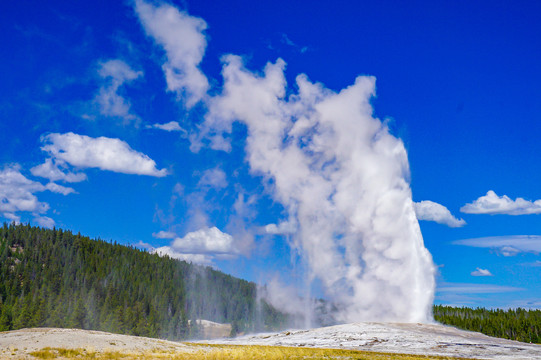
[25, 344, 477, 360]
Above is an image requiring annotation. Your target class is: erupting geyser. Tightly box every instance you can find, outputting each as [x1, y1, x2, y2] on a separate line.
[135, 0, 435, 325]
[204, 56, 436, 324]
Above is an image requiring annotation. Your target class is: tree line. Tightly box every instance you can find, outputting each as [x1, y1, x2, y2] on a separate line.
[434, 304, 541, 344]
[0, 223, 287, 339]
[2, 223, 539, 344]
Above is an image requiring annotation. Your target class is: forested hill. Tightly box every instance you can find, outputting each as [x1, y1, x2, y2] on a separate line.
[434, 305, 541, 344]
[0, 223, 287, 339]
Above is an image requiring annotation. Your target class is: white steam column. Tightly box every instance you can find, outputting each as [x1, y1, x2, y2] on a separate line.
[206, 56, 436, 324]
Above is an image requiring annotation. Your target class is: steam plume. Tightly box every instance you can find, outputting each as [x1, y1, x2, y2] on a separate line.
[204, 56, 435, 324]
[134, 0, 436, 324]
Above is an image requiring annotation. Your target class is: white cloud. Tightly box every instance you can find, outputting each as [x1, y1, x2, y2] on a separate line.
[30, 158, 87, 183]
[34, 215, 55, 228]
[152, 246, 213, 265]
[0, 165, 48, 218]
[264, 220, 297, 235]
[146, 121, 187, 133]
[152, 227, 238, 265]
[0, 164, 72, 223]
[413, 200, 466, 227]
[94, 59, 142, 124]
[152, 230, 176, 239]
[134, 0, 208, 107]
[453, 235, 541, 256]
[437, 283, 524, 294]
[197, 167, 227, 189]
[44, 182, 76, 195]
[461, 190, 541, 215]
[40, 132, 168, 177]
[98, 59, 142, 82]
[171, 227, 237, 254]
[471, 267, 493, 277]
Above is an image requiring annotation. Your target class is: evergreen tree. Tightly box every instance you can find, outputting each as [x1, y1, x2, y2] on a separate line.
[0, 223, 288, 340]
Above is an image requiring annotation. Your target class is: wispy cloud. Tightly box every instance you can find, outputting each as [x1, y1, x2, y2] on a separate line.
[40, 132, 168, 177]
[461, 190, 541, 215]
[524, 260, 541, 267]
[94, 59, 142, 124]
[413, 200, 466, 227]
[146, 121, 187, 133]
[152, 230, 176, 239]
[280, 33, 309, 53]
[471, 267, 493, 277]
[453, 235, 541, 256]
[197, 167, 228, 189]
[437, 282, 524, 294]
[134, 0, 208, 107]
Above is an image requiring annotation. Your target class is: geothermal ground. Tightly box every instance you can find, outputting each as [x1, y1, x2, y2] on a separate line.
[1, 323, 540, 359]
[203, 322, 541, 359]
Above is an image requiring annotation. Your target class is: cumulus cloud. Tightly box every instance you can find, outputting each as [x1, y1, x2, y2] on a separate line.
[471, 267, 493, 277]
[146, 121, 187, 133]
[200, 54, 435, 323]
[152, 226, 238, 265]
[461, 190, 541, 215]
[94, 59, 142, 124]
[170, 226, 237, 254]
[414, 200, 466, 227]
[30, 158, 87, 183]
[152, 246, 213, 265]
[197, 167, 227, 189]
[40, 132, 168, 177]
[0, 164, 73, 224]
[453, 235, 541, 256]
[134, 0, 208, 107]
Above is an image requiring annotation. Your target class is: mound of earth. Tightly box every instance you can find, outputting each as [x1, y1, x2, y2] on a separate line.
[203, 322, 541, 360]
[0, 327, 195, 358]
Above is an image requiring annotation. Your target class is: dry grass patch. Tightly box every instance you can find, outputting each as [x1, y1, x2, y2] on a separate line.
[26, 344, 477, 360]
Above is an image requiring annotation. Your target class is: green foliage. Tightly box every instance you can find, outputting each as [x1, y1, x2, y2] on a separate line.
[434, 304, 541, 344]
[0, 223, 288, 339]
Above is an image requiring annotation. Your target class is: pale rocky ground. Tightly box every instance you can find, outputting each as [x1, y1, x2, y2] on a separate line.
[0, 328, 196, 358]
[203, 322, 541, 360]
[1, 322, 541, 359]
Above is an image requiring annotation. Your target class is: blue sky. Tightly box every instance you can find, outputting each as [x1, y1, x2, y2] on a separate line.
[1, 0, 541, 314]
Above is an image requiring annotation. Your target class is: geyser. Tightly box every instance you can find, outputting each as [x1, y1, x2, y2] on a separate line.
[134, 0, 434, 325]
[204, 56, 436, 324]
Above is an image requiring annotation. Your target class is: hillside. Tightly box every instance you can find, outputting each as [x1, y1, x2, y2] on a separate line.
[0, 223, 287, 340]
